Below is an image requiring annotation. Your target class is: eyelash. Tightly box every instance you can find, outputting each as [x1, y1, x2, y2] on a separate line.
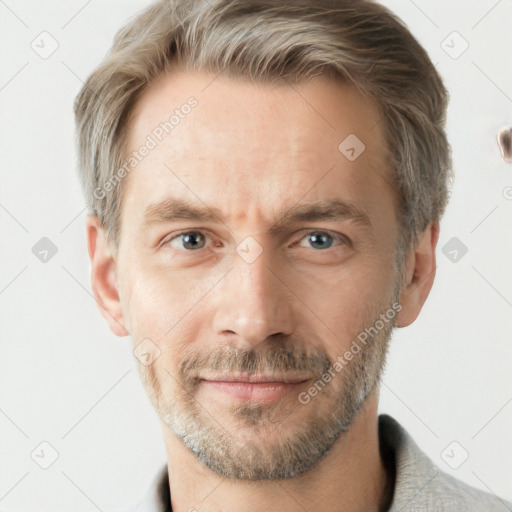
[160, 229, 350, 251]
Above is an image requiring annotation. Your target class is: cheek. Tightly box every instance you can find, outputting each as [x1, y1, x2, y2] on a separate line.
[120, 258, 217, 342]
[118, 260, 170, 340]
[300, 257, 395, 350]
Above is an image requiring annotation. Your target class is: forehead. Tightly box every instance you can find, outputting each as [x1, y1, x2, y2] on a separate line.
[127, 65, 385, 157]
[121, 64, 396, 229]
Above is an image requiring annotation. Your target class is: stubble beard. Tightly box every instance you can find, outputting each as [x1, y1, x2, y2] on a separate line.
[137, 292, 399, 480]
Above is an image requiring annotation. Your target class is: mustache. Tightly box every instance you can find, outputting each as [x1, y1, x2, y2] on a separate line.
[179, 341, 333, 379]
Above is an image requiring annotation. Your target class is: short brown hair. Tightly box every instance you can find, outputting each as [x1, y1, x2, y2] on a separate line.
[74, 0, 452, 268]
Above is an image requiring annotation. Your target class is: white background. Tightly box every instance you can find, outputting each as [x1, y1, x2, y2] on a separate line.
[0, 0, 511, 510]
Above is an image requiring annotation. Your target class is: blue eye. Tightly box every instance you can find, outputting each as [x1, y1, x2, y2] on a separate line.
[169, 231, 206, 250]
[162, 229, 345, 253]
[303, 231, 334, 250]
[307, 232, 333, 249]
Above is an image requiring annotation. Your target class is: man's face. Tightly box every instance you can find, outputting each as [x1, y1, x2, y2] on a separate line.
[115, 66, 401, 479]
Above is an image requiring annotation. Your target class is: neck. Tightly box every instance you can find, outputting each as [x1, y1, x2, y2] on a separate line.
[162, 392, 393, 512]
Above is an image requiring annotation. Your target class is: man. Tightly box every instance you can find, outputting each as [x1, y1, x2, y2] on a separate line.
[74, 0, 510, 510]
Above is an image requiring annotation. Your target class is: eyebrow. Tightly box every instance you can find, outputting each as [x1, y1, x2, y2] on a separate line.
[142, 197, 373, 233]
[269, 200, 373, 235]
[143, 197, 223, 226]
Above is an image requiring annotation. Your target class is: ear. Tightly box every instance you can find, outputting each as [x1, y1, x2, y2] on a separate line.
[86, 215, 129, 337]
[396, 221, 439, 328]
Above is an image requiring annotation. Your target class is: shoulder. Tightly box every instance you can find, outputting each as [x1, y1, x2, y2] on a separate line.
[426, 469, 511, 511]
[379, 414, 511, 512]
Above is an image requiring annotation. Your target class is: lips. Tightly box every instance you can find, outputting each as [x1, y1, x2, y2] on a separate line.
[199, 372, 310, 384]
[199, 373, 310, 401]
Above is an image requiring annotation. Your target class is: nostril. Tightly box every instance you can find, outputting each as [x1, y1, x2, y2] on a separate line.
[497, 127, 512, 163]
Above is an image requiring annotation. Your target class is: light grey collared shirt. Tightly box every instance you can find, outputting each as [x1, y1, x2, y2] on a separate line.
[129, 414, 511, 511]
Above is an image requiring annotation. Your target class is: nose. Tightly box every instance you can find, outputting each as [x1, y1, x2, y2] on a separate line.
[212, 246, 294, 349]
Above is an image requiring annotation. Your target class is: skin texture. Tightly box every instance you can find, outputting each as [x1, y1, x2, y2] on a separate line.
[86, 63, 439, 512]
